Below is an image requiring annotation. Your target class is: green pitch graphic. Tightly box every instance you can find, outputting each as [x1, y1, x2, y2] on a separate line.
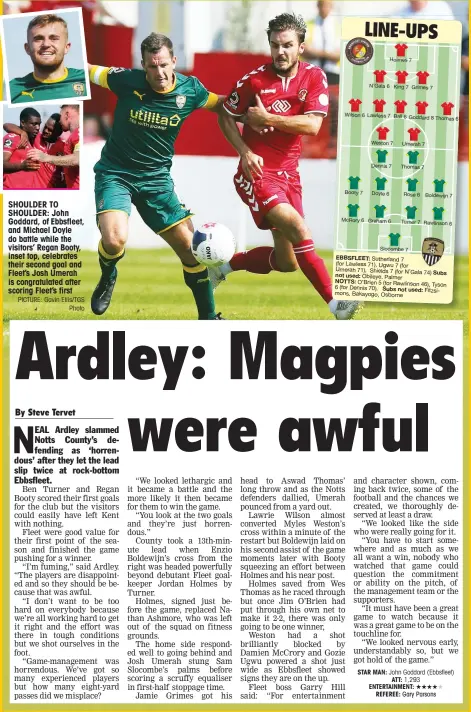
[333, 18, 462, 304]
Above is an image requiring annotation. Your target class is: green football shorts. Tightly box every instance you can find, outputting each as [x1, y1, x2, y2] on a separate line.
[94, 170, 192, 234]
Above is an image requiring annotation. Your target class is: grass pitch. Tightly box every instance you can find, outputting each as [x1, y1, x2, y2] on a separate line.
[3, 248, 469, 327]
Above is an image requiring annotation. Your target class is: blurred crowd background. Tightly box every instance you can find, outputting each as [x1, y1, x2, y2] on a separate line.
[4, 0, 468, 161]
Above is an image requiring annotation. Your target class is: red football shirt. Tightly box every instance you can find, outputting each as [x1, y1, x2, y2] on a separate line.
[394, 100, 408, 113]
[395, 43, 408, 57]
[395, 71, 408, 84]
[416, 101, 428, 115]
[373, 99, 386, 112]
[441, 102, 454, 115]
[30, 133, 66, 189]
[373, 70, 387, 83]
[3, 133, 36, 189]
[223, 62, 329, 171]
[376, 126, 390, 140]
[63, 128, 80, 189]
[348, 98, 362, 112]
[407, 128, 421, 141]
[416, 71, 430, 85]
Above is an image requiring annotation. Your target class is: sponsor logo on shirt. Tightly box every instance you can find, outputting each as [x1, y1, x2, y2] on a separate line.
[129, 109, 182, 129]
[73, 82, 85, 96]
[261, 89, 276, 94]
[176, 95, 187, 109]
[271, 99, 291, 113]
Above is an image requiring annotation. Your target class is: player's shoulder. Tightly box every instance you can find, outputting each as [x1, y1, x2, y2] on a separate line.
[175, 72, 200, 92]
[299, 62, 327, 84]
[9, 73, 34, 91]
[10, 73, 30, 86]
[236, 63, 269, 89]
[67, 67, 86, 81]
[3, 133, 20, 150]
[69, 128, 80, 146]
[108, 67, 146, 88]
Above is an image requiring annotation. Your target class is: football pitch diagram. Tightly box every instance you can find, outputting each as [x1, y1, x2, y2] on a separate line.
[333, 18, 462, 304]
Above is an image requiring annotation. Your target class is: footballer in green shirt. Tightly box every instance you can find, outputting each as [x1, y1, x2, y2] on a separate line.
[88, 33, 225, 319]
[9, 14, 87, 104]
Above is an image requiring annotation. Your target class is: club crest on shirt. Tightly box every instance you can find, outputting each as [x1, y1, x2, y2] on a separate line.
[176, 95, 186, 109]
[73, 83, 85, 96]
[298, 89, 308, 102]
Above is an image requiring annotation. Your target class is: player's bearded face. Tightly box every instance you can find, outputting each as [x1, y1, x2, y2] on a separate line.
[142, 48, 177, 92]
[269, 30, 304, 76]
[25, 22, 71, 71]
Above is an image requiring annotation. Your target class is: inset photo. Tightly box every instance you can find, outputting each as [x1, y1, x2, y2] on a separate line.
[3, 103, 80, 190]
[1, 7, 89, 105]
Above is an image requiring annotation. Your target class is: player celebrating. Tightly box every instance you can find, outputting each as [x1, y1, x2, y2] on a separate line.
[27, 104, 80, 189]
[86, 33, 224, 319]
[214, 13, 361, 319]
[9, 14, 86, 104]
[3, 107, 41, 189]
[5, 113, 66, 189]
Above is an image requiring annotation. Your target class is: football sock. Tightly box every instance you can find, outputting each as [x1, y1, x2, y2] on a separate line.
[229, 247, 279, 274]
[293, 240, 333, 303]
[98, 240, 125, 278]
[183, 263, 217, 320]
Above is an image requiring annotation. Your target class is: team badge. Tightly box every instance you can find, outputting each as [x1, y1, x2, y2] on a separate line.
[176, 95, 186, 109]
[422, 238, 444, 266]
[298, 89, 308, 102]
[73, 83, 85, 96]
[345, 37, 374, 65]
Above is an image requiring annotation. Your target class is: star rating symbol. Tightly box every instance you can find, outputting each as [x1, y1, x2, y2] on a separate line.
[417, 685, 437, 689]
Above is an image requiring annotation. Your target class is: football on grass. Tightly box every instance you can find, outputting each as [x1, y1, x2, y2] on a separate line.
[192, 222, 236, 267]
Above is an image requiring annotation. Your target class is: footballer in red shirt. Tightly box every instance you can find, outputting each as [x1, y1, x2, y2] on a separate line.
[27, 104, 80, 189]
[3, 107, 41, 189]
[214, 12, 361, 320]
[5, 113, 67, 189]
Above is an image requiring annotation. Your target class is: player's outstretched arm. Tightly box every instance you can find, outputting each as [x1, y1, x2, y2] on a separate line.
[3, 123, 29, 148]
[247, 96, 323, 136]
[218, 109, 264, 181]
[202, 94, 226, 113]
[26, 148, 79, 167]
